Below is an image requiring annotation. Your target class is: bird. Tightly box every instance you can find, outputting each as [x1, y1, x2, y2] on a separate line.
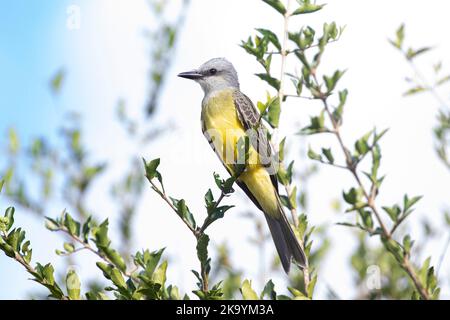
[178, 57, 306, 273]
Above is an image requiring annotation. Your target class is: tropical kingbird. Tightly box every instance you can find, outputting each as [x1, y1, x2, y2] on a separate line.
[178, 58, 306, 273]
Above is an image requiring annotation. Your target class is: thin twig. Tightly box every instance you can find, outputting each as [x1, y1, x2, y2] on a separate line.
[276, 0, 311, 294]
[57, 227, 136, 278]
[267, 39, 339, 55]
[146, 177, 196, 234]
[284, 94, 316, 100]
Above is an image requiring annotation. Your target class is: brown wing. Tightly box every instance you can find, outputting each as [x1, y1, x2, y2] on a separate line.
[233, 90, 279, 192]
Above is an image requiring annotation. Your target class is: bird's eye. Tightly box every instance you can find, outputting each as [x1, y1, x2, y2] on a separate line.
[209, 68, 217, 75]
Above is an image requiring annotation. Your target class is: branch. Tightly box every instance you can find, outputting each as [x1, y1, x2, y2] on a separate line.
[56, 226, 136, 279]
[311, 74, 430, 300]
[277, 0, 311, 294]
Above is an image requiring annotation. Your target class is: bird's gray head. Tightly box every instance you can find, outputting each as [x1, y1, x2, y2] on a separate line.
[178, 58, 240, 95]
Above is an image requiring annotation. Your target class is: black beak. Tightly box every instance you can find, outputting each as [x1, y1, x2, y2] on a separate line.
[178, 70, 203, 80]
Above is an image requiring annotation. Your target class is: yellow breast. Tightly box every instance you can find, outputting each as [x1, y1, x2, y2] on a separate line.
[201, 89, 279, 217]
[202, 89, 257, 170]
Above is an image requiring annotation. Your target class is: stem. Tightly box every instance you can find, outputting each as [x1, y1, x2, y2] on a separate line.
[267, 39, 339, 55]
[146, 177, 196, 234]
[58, 227, 136, 278]
[277, 0, 311, 294]
[0, 232, 69, 300]
[145, 173, 237, 294]
[407, 59, 448, 108]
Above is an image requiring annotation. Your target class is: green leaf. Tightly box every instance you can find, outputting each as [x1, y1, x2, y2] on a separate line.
[143, 158, 160, 179]
[4, 207, 15, 232]
[174, 199, 196, 229]
[152, 260, 168, 287]
[359, 210, 374, 229]
[241, 280, 259, 300]
[256, 28, 281, 51]
[66, 270, 81, 300]
[278, 137, 287, 162]
[403, 234, 413, 255]
[63, 242, 75, 253]
[261, 280, 277, 300]
[436, 75, 450, 87]
[403, 86, 427, 96]
[50, 69, 66, 95]
[307, 146, 322, 161]
[267, 96, 281, 128]
[382, 205, 401, 222]
[403, 195, 422, 214]
[196, 234, 210, 268]
[321, 148, 334, 164]
[8, 128, 19, 155]
[389, 24, 405, 50]
[45, 217, 60, 232]
[307, 274, 318, 298]
[63, 212, 80, 237]
[262, 0, 287, 15]
[256, 73, 281, 91]
[300, 110, 327, 135]
[92, 219, 111, 248]
[323, 70, 345, 93]
[293, 1, 325, 15]
[343, 188, 359, 205]
[406, 47, 433, 60]
[354, 130, 373, 157]
[0, 180, 4, 193]
[135, 248, 165, 276]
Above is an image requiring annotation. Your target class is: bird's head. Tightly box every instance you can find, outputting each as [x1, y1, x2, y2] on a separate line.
[178, 58, 240, 95]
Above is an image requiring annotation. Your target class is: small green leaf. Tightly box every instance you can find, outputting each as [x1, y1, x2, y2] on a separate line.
[256, 73, 281, 91]
[307, 274, 318, 298]
[63, 242, 75, 253]
[436, 75, 450, 87]
[66, 270, 81, 300]
[403, 235, 413, 255]
[261, 280, 277, 300]
[4, 207, 15, 232]
[256, 28, 281, 51]
[307, 146, 322, 161]
[267, 96, 281, 128]
[63, 212, 80, 237]
[382, 205, 401, 222]
[152, 260, 168, 287]
[343, 188, 359, 205]
[403, 195, 422, 214]
[406, 47, 433, 60]
[403, 86, 426, 96]
[241, 280, 259, 300]
[143, 158, 161, 179]
[389, 24, 405, 50]
[45, 218, 60, 231]
[196, 234, 210, 267]
[322, 148, 334, 164]
[262, 0, 287, 15]
[293, 2, 325, 15]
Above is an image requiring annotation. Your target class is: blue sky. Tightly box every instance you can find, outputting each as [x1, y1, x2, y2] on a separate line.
[1, 0, 450, 299]
[0, 1, 71, 298]
[0, 1, 71, 138]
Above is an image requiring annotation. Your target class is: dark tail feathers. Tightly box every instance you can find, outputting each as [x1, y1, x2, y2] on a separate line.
[264, 211, 306, 273]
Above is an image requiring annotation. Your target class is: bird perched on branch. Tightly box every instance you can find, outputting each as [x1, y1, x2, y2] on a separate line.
[178, 58, 305, 273]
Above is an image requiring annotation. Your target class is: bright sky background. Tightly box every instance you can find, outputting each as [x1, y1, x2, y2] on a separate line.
[1, 0, 450, 299]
